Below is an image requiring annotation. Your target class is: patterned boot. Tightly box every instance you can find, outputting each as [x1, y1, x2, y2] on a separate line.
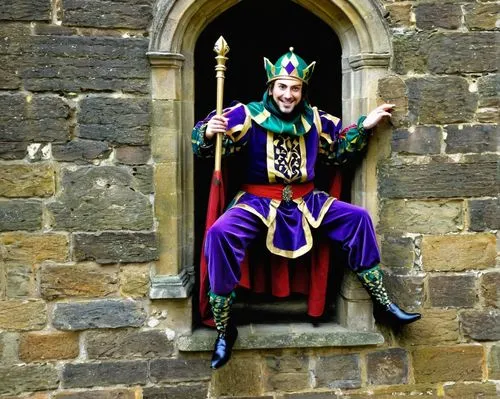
[357, 265, 421, 325]
[208, 291, 238, 369]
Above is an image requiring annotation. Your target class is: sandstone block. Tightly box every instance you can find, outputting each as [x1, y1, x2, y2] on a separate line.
[0, 0, 51, 21]
[469, 198, 500, 232]
[40, 263, 119, 300]
[392, 33, 429, 75]
[477, 74, 499, 108]
[0, 200, 42, 232]
[115, 146, 151, 165]
[428, 274, 477, 308]
[398, 309, 459, 346]
[53, 389, 137, 399]
[210, 357, 263, 397]
[0, 364, 58, 396]
[150, 358, 211, 382]
[73, 232, 158, 263]
[445, 124, 498, 154]
[366, 348, 409, 385]
[53, 299, 146, 330]
[488, 344, 500, 379]
[19, 331, 79, 362]
[52, 139, 111, 163]
[377, 76, 408, 128]
[460, 309, 500, 341]
[415, 2, 461, 30]
[0, 300, 47, 331]
[421, 234, 496, 271]
[464, 3, 500, 31]
[481, 271, 500, 308]
[6, 263, 34, 298]
[382, 272, 425, 310]
[380, 235, 414, 272]
[264, 354, 310, 392]
[0, 142, 27, 160]
[0, 164, 54, 198]
[143, 384, 209, 399]
[0, 23, 30, 89]
[391, 126, 441, 155]
[385, 3, 412, 29]
[412, 345, 484, 383]
[131, 165, 154, 194]
[119, 265, 150, 298]
[315, 354, 361, 389]
[1, 232, 69, 263]
[443, 382, 499, 398]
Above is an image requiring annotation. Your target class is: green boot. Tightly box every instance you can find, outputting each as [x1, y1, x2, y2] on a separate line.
[357, 265, 421, 325]
[208, 291, 238, 369]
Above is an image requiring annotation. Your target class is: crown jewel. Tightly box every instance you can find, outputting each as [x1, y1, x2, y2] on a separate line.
[264, 47, 316, 84]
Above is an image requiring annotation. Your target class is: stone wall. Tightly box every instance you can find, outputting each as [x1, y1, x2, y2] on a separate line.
[0, 0, 499, 398]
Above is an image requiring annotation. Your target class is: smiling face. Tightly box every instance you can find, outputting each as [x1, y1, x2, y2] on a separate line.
[269, 78, 303, 114]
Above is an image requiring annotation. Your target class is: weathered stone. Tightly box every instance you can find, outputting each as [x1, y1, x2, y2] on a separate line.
[428, 274, 477, 308]
[421, 234, 496, 271]
[476, 107, 499, 123]
[115, 146, 151, 165]
[391, 126, 441, 155]
[264, 353, 310, 392]
[412, 345, 484, 383]
[119, 265, 150, 298]
[380, 235, 414, 273]
[445, 124, 498, 154]
[1, 232, 69, 263]
[53, 388, 137, 399]
[392, 33, 429, 75]
[383, 272, 425, 310]
[131, 165, 154, 194]
[282, 392, 338, 399]
[315, 354, 361, 389]
[488, 344, 500, 379]
[62, 0, 153, 29]
[86, 329, 174, 359]
[78, 97, 150, 144]
[0, 200, 42, 232]
[477, 74, 499, 108]
[379, 200, 463, 234]
[379, 158, 498, 199]
[6, 264, 34, 298]
[143, 383, 209, 399]
[0, 364, 58, 395]
[0, 23, 30, 90]
[52, 139, 111, 162]
[62, 360, 147, 388]
[0, 142, 27, 160]
[73, 232, 158, 264]
[0, 0, 51, 21]
[469, 198, 500, 232]
[385, 3, 412, 29]
[0, 300, 47, 331]
[0, 93, 71, 143]
[377, 76, 408, 128]
[443, 382, 499, 398]
[0, 164, 55, 197]
[407, 77, 477, 124]
[150, 358, 211, 382]
[211, 357, 262, 397]
[48, 166, 153, 231]
[398, 309, 459, 346]
[53, 299, 146, 330]
[460, 309, 500, 341]
[33, 23, 78, 36]
[40, 263, 118, 300]
[481, 271, 500, 308]
[21, 36, 149, 94]
[464, 3, 500, 31]
[366, 348, 409, 385]
[415, 2, 461, 30]
[19, 331, 79, 362]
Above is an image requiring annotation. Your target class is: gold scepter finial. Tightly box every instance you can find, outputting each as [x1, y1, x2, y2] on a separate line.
[213, 36, 229, 172]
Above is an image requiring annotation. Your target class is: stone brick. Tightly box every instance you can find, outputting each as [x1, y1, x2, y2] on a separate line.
[0, 23, 30, 90]
[119, 265, 150, 298]
[477, 74, 499, 108]
[391, 126, 441, 155]
[131, 165, 154, 194]
[469, 198, 500, 232]
[428, 274, 477, 308]
[383, 272, 425, 310]
[421, 234, 496, 272]
[0, 142, 27, 160]
[315, 354, 361, 389]
[0, 300, 47, 331]
[385, 3, 412, 29]
[392, 33, 429, 75]
[53, 299, 146, 330]
[53, 389, 137, 399]
[142, 383, 209, 399]
[62, 0, 153, 29]
[0, 200, 42, 232]
[445, 124, 498, 154]
[115, 146, 151, 165]
[6, 263, 34, 298]
[379, 200, 463, 234]
[0, 0, 51, 21]
[1, 232, 69, 263]
[264, 353, 310, 392]
[282, 393, 338, 399]
[0, 332, 20, 365]
[78, 97, 150, 145]
[39, 263, 118, 300]
[19, 331, 79, 362]
[477, 107, 499, 123]
[406, 77, 477, 124]
[460, 309, 500, 341]
[86, 328, 174, 359]
[377, 76, 408, 128]
[488, 344, 500, 379]
[481, 271, 500, 308]
[412, 345, 484, 383]
[73, 232, 158, 264]
[62, 360, 147, 388]
[379, 158, 498, 199]
[380, 235, 414, 273]
[0, 164, 55, 198]
[0, 364, 58, 396]
[210, 357, 263, 397]
[52, 139, 111, 163]
[366, 348, 409, 386]
[464, 3, 500, 31]
[48, 166, 153, 231]
[398, 309, 459, 346]
[33, 23, 77, 36]
[21, 36, 149, 94]
[443, 382, 499, 398]
[415, 2, 461, 30]
[150, 358, 211, 382]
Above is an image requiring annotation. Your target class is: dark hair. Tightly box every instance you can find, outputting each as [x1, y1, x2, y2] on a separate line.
[267, 81, 310, 102]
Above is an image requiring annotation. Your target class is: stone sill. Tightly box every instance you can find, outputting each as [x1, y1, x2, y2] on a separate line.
[177, 322, 384, 352]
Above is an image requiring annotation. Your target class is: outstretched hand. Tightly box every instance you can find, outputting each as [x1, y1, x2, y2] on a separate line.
[362, 103, 395, 130]
[205, 115, 229, 140]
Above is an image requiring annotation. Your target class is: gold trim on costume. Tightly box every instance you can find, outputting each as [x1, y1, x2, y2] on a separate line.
[295, 192, 336, 228]
[226, 105, 252, 142]
[266, 131, 276, 183]
[265, 214, 313, 259]
[298, 134, 308, 183]
[267, 131, 306, 184]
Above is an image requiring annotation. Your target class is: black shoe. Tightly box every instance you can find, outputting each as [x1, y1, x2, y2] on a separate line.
[374, 303, 421, 325]
[210, 324, 238, 369]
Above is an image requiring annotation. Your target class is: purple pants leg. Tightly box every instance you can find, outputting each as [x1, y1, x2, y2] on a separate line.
[205, 200, 380, 295]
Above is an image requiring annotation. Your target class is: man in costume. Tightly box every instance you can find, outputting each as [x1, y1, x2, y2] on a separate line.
[192, 48, 421, 369]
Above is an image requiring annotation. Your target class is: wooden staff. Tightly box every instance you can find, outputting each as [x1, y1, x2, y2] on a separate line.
[213, 36, 229, 172]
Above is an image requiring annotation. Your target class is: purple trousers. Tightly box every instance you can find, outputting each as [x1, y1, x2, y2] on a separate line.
[205, 200, 381, 295]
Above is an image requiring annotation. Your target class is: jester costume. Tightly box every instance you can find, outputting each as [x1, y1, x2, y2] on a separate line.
[193, 49, 420, 369]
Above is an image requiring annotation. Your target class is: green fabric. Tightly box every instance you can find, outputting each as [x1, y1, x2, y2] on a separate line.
[246, 91, 315, 137]
[209, 291, 236, 334]
[357, 265, 392, 307]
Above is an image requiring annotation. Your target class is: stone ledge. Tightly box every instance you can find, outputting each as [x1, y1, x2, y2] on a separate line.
[177, 323, 384, 352]
[149, 268, 194, 299]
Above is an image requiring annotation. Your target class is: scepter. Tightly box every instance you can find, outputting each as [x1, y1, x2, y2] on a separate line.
[213, 36, 229, 172]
